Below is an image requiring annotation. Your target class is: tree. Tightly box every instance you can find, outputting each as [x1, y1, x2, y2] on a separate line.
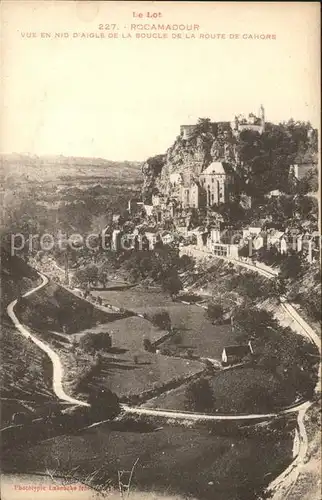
[296, 167, 318, 195]
[79, 332, 112, 353]
[194, 117, 212, 135]
[184, 378, 214, 413]
[206, 302, 224, 323]
[162, 275, 183, 298]
[295, 195, 318, 220]
[73, 264, 99, 288]
[97, 267, 108, 288]
[143, 338, 154, 352]
[88, 388, 120, 420]
[149, 310, 171, 330]
[279, 252, 303, 280]
[233, 307, 279, 342]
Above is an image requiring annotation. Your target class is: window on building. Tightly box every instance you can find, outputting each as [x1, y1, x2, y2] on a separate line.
[211, 177, 214, 183]
[211, 194, 214, 202]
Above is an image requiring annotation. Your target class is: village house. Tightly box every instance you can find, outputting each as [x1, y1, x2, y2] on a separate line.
[221, 341, 254, 366]
[169, 172, 183, 187]
[267, 230, 287, 254]
[161, 231, 174, 245]
[267, 189, 283, 198]
[144, 228, 161, 250]
[143, 204, 154, 217]
[290, 162, 317, 181]
[128, 199, 144, 215]
[252, 230, 268, 251]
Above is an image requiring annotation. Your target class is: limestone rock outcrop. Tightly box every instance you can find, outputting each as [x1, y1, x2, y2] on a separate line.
[141, 122, 237, 203]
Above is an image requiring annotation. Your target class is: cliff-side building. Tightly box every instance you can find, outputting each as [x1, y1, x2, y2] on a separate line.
[199, 161, 235, 206]
[180, 180, 206, 209]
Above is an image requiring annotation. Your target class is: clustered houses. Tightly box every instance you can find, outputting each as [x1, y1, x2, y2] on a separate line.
[124, 107, 318, 262]
[192, 223, 320, 263]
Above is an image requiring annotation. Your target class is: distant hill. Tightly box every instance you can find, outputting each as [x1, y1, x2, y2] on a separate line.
[1, 153, 143, 184]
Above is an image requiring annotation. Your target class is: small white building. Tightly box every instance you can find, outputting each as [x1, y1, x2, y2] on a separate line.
[222, 341, 254, 366]
[144, 204, 154, 217]
[161, 232, 174, 245]
[145, 230, 160, 250]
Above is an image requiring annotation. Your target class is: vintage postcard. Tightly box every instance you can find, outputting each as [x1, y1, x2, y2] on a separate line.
[0, 1, 321, 500]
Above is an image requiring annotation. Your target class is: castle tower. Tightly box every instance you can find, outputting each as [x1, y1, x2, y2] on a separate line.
[260, 104, 265, 132]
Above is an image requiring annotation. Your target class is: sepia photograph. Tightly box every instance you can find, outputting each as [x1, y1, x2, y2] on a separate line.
[0, 2, 321, 500]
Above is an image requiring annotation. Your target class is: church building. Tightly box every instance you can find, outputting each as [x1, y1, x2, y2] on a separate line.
[199, 161, 235, 206]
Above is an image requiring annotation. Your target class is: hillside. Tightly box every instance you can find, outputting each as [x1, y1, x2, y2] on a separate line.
[1, 153, 142, 184]
[0, 250, 59, 427]
[1, 153, 143, 245]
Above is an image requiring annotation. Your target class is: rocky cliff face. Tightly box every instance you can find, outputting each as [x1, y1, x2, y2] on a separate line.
[141, 122, 237, 203]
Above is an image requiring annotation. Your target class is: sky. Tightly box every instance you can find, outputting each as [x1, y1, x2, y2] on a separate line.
[1, 1, 320, 161]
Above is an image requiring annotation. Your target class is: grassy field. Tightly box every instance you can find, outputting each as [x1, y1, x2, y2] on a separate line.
[15, 282, 204, 403]
[15, 281, 130, 334]
[143, 367, 295, 414]
[88, 351, 203, 402]
[34, 320, 204, 403]
[75, 315, 169, 350]
[92, 288, 235, 360]
[1, 422, 293, 500]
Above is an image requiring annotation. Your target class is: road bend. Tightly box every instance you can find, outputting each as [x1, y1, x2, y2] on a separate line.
[7, 272, 89, 407]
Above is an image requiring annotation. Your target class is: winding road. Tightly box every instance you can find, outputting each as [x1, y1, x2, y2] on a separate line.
[6, 264, 319, 418]
[5, 257, 321, 499]
[6, 273, 89, 407]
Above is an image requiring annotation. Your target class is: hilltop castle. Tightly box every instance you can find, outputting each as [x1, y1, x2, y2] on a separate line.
[231, 105, 265, 135]
[142, 106, 265, 214]
[180, 105, 265, 141]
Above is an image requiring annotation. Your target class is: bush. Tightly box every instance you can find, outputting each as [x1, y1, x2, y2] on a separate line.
[279, 252, 304, 280]
[162, 275, 183, 298]
[149, 310, 171, 330]
[233, 307, 278, 342]
[88, 388, 121, 420]
[184, 377, 214, 413]
[206, 302, 224, 323]
[79, 332, 112, 353]
[143, 338, 155, 352]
